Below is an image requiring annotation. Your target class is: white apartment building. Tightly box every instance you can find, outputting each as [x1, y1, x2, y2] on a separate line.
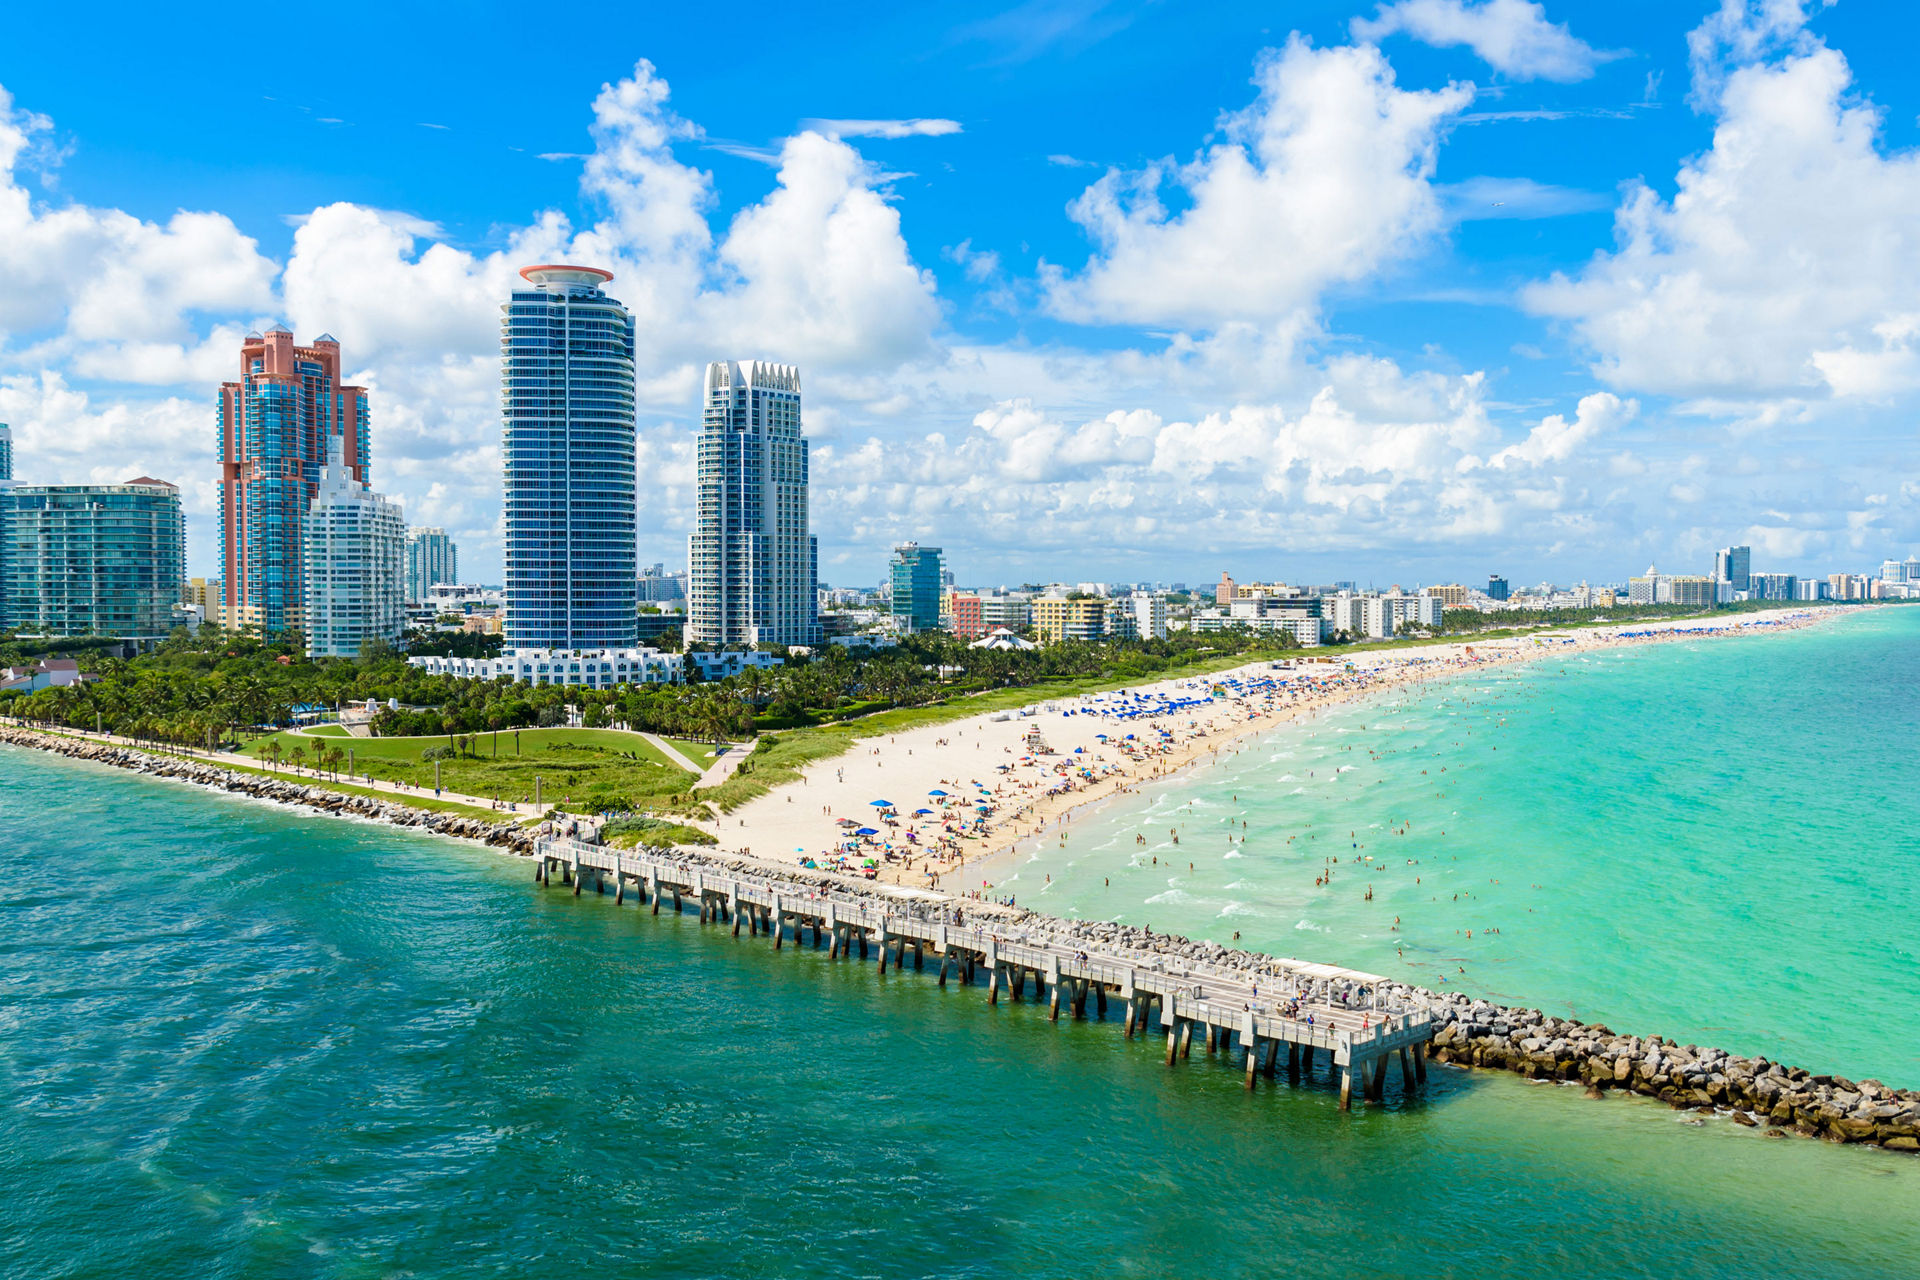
[304, 437, 405, 658]
[1127, 591, 1167, 641]
[688, 360, 818, 647]
[409, 646, 683, 689]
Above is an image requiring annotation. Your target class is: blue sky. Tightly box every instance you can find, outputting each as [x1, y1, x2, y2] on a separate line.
[2, 0, 1917, 589]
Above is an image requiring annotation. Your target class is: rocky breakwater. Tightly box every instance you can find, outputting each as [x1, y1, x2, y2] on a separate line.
[1, 727, 535, 854]
[969, 915, 1920, 1155]
[1416, 991, 1920, 1152]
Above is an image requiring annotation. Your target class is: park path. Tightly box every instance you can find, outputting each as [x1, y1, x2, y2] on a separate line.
[639, 732, 703, 774]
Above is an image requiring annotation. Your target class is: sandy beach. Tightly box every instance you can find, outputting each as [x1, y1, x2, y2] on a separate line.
[720, 607, 1850, 892]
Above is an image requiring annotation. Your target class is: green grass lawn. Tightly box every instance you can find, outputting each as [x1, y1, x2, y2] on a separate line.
[238, 725, 704, 814]
[660, 735, 727, 765]
[35, 730, 503, 818]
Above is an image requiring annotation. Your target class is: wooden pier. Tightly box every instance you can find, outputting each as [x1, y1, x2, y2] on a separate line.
[535, 837, 1432, 1110]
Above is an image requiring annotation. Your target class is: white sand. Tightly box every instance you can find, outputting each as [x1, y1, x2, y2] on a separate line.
[715, 607, 1849, 893]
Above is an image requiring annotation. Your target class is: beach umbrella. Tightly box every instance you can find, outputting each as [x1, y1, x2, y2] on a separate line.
[928, 789, 949, 797]
[871, 799, 894, 807]
[914, 807, 934, 815]
[856, 826, 880, 836]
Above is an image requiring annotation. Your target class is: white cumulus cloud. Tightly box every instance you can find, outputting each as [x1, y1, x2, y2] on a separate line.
[1353, 0, 1614, 83]
[1044, 37, 1471, 332]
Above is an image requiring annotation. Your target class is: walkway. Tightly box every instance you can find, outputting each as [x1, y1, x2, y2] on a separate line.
[640, 732, 703, 774]
[538, 836, 1433, 1110]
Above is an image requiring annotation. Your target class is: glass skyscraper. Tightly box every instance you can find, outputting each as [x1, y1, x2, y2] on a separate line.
[1, 477, 186, 641]
[889, 542, 944, 633]
[688, 360, 818, 648]
[501, 266, 637, 651]
[404, 526, 459, 603]
[217, 327, 369, 636]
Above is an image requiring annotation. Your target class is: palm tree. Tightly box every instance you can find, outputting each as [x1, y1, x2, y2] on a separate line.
[289, 744, 308, 773]
[265, 740, 284, 772]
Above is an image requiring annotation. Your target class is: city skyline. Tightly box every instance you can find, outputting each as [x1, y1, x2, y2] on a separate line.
[5, 3, 1920, 589]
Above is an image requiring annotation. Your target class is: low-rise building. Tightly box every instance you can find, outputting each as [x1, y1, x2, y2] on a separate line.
[689, 649, 785, 681]
[408, 647, 682, 689]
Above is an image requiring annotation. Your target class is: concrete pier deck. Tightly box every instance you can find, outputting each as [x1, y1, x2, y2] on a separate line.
[537, 837, 1432, 1108]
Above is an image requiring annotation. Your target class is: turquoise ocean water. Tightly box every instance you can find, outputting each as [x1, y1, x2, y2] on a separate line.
[3, 611, 1918, 1277]
[1007, 607, 1920, 1084]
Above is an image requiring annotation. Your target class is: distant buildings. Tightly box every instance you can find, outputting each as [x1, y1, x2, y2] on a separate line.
[0, 423, 12, 487]
[1487, 574, 1510, 602]
[1667, 575, 1717, 607]
[1747, 572, 1796, 601]
[502, 265, 638, 651]
[1427, 583, 1469, 606]
[1033, 595, 1109, 643]
[688, 359, 818, 647]
[404, 527, 458, 603]
[218, 327, 369, 635]
[0, 477, 186, 641]
[950, 592, 986, 639]
[304, 437, 406, 659]
[1714, 545, 1752, 593]
[637, 563, 687, 603]
[1125, 590, 1168, 641]
[889, 542, 944, 633]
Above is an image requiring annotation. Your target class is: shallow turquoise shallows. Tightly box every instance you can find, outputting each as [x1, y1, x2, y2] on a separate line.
[0, 618, 1916, 1278]
[1007, 608, 1920, 1086]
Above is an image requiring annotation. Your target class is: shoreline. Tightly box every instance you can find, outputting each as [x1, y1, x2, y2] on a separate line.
[5, 667, 1916, 1154]
[726, 606, 1854, 896]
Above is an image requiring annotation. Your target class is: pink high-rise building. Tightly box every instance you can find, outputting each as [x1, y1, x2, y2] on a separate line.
[216, 326, 369, 634]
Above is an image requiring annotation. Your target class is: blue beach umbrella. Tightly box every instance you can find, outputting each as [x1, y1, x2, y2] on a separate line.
[856, 826, 880, 836]
[929, 789, 949, 797]
[871, 799, 895, 808]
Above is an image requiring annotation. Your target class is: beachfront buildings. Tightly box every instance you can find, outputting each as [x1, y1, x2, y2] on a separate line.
[1487, 574, 1510, 602]
[1126, 590, 1168, 641]
[217, 327, 370, 635]
[303, 437, 406, 659]
[1714, 545, 1752, 594]
[405, 527, 458, 603]
[1033, 595, 1109, 643]
[501, 266, 638, 651]
[688, 360, 819, 648]
[889, 542, 944, 633]
[0, 477, 186, 642]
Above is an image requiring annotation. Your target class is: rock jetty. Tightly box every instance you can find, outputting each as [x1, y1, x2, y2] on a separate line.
[1, 727, 534, 853]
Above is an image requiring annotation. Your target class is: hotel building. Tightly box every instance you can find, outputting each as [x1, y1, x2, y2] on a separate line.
[217, 327, 369, 634]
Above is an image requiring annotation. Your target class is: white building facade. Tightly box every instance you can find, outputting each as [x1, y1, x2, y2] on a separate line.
[304, 437, 405, 658]
[688, 360, 819, 647]
[409, 647, 682, 689]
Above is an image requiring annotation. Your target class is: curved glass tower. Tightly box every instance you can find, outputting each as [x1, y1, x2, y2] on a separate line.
[501, 265, 637, 651]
